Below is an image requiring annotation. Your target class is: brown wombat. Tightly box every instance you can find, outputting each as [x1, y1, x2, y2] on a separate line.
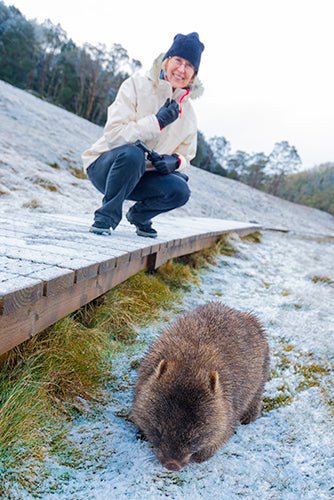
[131, 302, 270, 471]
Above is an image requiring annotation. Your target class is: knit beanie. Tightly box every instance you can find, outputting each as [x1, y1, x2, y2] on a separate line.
[164, 32, 205, 73]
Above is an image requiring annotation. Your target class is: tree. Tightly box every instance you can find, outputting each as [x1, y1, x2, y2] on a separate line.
[225, 150, 250, 180]
[0, 3, 39, 88]
[243, 152, 268, 189]
[191, 131, 226, 175]
[208, 136, 231, 172]
[33, 19, 68, 94]
[0, 2, 140, 125]
[47, 40, 81, 112]
[265, 141, 302, 195]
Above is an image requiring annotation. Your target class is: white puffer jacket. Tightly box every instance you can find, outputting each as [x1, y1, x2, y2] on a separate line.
[81, 54, 204, 172]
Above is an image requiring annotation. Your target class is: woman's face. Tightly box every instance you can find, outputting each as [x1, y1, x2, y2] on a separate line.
[165, 56, 195, 89]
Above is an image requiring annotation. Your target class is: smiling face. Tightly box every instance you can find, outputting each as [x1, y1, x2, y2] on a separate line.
[165, 56, 195, 89]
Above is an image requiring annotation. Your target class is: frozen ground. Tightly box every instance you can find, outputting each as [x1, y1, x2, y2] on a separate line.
[9, 231, 334, 499]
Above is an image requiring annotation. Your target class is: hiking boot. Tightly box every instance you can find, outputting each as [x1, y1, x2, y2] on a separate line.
[89, 224, 111, 235]
[126, 211, 158, 238]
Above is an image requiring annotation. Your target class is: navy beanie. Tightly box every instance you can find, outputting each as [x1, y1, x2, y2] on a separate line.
[164, 32, 205, 73]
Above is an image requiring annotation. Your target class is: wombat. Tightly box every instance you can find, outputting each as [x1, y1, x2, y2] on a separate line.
[131, 302, 270, 471]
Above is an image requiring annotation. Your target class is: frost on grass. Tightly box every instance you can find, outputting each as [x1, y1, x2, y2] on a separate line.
[5, 231, 333, 499]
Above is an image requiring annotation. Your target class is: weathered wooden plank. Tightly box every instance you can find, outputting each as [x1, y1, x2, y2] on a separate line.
[28, 267, 75, 297]
[0, 275, 44, 315]
[0, 245, 104, 283]
[0, 258, 75, 298]
[0, 255, 50, 276]
[0, 231, 150, 265]
[0, 270, 20, 283]
[154, 235, 221, 269]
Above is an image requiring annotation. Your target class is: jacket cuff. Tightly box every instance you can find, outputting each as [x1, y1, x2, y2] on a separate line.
[176, 154, 188, 171]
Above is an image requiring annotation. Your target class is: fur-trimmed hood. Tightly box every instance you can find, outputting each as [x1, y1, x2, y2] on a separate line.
[147, 53, 204, 100]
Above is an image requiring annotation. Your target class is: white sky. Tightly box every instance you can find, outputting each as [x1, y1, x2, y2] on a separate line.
[6, 0, 334, 167]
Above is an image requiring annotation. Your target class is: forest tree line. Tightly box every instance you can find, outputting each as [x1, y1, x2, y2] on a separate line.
[277, 163, 334, 216]
[1, 1, 332, 214]
[0, 1, 141, 124]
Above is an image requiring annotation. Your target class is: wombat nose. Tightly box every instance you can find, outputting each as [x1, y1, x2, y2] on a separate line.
[164, 460, 182, 471]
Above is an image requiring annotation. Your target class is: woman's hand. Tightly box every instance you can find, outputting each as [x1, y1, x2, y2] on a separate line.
[152, 154, 180, 174]
[156, 99, 179, 129]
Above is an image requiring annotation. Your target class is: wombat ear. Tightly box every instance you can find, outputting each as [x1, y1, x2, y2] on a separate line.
[209, 371, 220, 393]
[155, 359, 168, 378]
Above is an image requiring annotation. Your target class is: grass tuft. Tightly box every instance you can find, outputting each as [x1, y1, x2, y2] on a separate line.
[48, 162, 61, 169]
[241, 231, 262, 243]
[312, 275, 334, 286]
[22, 198, 42, 209]
[31, 176, 59, 192]
[216, 236, 238, 256]
[176, 236, 237, 272]
[157, 259, 198, 288]
[69, 166, 87, 179]
[0, 318, 110, 468]
[263, 393, 293, 412]
[74, 271, 178, 342]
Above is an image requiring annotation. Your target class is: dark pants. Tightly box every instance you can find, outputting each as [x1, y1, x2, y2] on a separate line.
[87, 144, 191, 229]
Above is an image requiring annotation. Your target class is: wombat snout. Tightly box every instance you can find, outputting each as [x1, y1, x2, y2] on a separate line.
[164, 460, 183, 471]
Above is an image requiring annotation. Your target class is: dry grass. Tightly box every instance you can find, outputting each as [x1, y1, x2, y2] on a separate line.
[22, 198, 42, 209]
[74, 271, 178, 342]
[48, 162, 61, 169]
[31, 176, 59, 192]
[0, 318, 110, 466]
[157, 259, 199, 289]
[241, 231, 262, 243]
[69, 166, 87, 179]
[312, 275, 334, 286]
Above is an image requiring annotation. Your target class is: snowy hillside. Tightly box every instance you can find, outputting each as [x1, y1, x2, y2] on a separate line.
[1, 80, 333, 236]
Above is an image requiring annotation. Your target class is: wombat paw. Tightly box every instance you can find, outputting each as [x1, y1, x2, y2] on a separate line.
[135, 429, 147, 441]
[240, 409, 260, 425]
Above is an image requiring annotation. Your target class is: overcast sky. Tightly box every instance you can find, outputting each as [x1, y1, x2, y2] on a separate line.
[7, 0, 334, 167]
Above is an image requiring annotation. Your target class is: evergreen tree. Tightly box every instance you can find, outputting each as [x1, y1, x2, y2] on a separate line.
[0, 3, 39, 87]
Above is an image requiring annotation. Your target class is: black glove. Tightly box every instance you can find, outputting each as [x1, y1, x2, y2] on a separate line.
[152, 154, 180, 174]
[156, 98, 179, 129]
[147, 149, 162, 163]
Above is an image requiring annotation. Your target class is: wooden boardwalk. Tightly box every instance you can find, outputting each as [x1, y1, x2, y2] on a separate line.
[0, 212, 260, 355]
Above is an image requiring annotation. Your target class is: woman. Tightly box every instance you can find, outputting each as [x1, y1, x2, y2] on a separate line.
[82, 32, 205, 237]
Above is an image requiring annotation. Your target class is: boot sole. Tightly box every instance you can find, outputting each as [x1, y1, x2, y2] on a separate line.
[126, 212, 158, 238]
[136, 228, 158, 238]
[89, 226, 111, 235]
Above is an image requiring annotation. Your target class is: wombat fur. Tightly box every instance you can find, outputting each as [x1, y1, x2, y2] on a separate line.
[131, 302, 270, 471]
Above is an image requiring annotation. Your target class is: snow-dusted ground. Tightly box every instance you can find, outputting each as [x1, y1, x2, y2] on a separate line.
[9, 231, 333, 499]
[1, 80, 333, 498]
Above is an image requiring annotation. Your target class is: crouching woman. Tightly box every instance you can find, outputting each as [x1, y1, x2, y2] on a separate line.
[82, 32, 205, 238]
